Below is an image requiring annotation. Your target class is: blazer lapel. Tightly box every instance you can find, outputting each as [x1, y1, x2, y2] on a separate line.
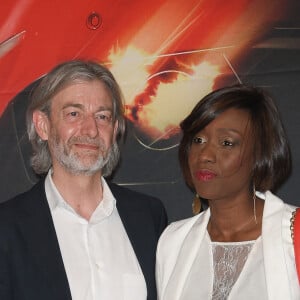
[17, 181, 72, 299]
[111, 183, 159, 300]
[262, 191, 294, 299]
[164, 210, 212, 300]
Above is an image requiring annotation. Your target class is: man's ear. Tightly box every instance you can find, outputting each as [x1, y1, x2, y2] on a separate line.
[32, 110, 50, 141]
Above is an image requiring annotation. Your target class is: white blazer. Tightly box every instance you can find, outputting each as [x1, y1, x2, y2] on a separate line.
[156, 191, 300, 299]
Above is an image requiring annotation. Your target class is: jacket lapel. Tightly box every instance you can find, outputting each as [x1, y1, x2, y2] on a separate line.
[111, 183, 160, 300]
[164, 210, 212, 300]
[261, 191, 296, 299]
[17, 181, 72, 299]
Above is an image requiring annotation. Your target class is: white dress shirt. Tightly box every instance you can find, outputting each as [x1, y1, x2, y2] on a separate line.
[45, 171, 147, 300]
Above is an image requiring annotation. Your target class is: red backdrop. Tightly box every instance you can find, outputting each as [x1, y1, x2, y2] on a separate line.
[0, 0, 299, 221]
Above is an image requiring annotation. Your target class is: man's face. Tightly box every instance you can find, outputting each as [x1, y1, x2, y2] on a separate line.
[35, 80, 118, 175]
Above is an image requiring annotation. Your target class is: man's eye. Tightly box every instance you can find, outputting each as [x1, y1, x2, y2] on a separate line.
[66, 111, 80, 118]
[95, 113, 112, 124]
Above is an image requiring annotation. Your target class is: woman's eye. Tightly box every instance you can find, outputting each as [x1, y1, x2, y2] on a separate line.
[222, 140, 234, 147]
[193, 137, 205, 144]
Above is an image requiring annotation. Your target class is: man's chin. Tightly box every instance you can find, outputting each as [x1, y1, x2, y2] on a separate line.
[58, 156, 105, 175]
[65, 164, 102, 176]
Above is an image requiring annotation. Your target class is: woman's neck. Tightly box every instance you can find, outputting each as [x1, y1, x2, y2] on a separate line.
[207, 196, 264, 242]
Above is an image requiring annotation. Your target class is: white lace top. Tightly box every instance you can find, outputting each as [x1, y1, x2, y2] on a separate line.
[179, 231, 259, 300]
[211, 240, 255, 300]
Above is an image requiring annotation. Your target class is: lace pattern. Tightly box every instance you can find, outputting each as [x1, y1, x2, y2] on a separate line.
[211, 240, 255, 300]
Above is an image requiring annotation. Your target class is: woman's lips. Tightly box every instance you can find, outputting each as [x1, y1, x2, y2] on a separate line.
[194, 170, 217, 181]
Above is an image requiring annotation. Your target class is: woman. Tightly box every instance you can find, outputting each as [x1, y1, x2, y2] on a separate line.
[156, 84, 299, 299]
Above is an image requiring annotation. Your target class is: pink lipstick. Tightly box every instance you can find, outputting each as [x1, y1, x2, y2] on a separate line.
[194, 170, 216, 181]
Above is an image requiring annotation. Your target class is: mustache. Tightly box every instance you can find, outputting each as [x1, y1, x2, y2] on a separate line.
[67, 136, 105, 149]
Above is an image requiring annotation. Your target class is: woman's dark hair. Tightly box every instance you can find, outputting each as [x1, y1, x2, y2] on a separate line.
[179, 84, 291, 192]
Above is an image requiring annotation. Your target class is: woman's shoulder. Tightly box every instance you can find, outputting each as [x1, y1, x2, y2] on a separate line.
[156, 210, 209, 289]
[263, 190, 298, 214]
[165, 213, 203, 232]
[158, 211, 207, 249]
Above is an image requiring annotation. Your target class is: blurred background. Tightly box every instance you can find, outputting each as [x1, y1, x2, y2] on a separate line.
[0, 0, 299, 222]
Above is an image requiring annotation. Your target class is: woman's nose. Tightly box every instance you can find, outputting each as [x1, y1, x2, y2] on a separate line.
[198, 143, 216, 163]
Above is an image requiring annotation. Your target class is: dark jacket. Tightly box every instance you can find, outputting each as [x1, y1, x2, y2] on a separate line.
[0, 180, 168, 300]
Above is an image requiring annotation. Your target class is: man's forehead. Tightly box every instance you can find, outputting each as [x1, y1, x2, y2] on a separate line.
[50, 81, 113, 107]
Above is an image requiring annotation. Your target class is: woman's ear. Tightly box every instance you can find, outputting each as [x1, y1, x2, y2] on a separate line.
[32, 110, 50, 141]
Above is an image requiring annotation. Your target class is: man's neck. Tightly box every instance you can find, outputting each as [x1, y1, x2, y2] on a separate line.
[51, 168, 103, 221]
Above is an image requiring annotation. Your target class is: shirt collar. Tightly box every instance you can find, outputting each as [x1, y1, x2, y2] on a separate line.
[45, 169, 116, 223]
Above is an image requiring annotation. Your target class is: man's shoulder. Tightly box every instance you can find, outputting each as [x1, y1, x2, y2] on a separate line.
[108, 182, 168, 224]
[108, 182, 164, 207]
[161, 213, 202, 238]
[0, 180, 45, 218]
[109, 182, 168, 239]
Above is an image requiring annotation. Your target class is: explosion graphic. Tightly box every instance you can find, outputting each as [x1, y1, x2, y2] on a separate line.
[109, 46, 221, 144]
[0, 0, 290, 147]
[104, 0, 287, 147]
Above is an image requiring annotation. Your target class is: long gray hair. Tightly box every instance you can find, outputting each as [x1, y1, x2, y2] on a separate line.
[27, 59, 126, 177]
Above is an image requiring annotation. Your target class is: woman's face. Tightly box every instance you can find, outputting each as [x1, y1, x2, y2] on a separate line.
[188, 108, 254, 202]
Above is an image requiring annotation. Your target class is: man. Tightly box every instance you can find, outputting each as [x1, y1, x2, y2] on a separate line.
[0, 60, 167, 300]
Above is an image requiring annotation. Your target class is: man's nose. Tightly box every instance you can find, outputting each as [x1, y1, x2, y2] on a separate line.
[81, 115, 98, 138]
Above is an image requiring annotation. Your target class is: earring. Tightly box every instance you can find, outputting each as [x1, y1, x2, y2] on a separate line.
[253, 184, 258, 224]
[192, 193, 201, 215]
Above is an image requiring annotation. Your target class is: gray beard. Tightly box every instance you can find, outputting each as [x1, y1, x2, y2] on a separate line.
[52, 138, 114, 176]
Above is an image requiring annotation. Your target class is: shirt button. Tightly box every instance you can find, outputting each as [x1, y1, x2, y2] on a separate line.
[95, 262, 101, 269]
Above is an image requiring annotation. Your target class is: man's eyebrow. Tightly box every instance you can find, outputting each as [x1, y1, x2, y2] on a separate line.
[96, 106, 113, 112]
[62, 103, 84, 110]
[61, 103, 113, 112]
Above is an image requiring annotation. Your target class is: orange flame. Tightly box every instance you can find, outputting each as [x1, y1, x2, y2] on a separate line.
[109, 46, 221, 140]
